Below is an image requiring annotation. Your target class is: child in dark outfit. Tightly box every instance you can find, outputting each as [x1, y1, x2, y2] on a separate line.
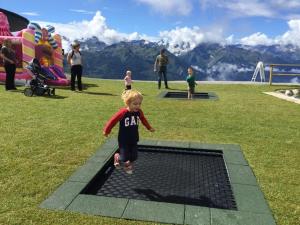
[103, 90, 155, 174]
[186, 67, 197, 99]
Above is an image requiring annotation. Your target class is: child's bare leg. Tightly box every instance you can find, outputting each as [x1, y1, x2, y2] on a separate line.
[114, 153, 120, 168]
[124, 160, 133, 174]
[124, 161, 132, 169]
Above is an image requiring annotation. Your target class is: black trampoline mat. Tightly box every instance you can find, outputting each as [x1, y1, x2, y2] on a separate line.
[82, 145, 237, 210]
[166, 91, 210, 99]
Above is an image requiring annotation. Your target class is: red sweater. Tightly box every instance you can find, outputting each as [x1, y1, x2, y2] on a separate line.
[103, 108, 152, 145]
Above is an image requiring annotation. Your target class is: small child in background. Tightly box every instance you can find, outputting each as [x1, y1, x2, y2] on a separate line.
[186, 67, 197, 99]
[103, 90, 155, 174]
[124, 70, 133, 90]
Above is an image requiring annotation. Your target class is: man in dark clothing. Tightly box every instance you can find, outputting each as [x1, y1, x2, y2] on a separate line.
[154, 48, 169, 89]
[0, 39, 17, 90]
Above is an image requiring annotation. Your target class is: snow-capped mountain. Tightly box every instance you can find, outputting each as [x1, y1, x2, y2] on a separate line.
[63, 37, 300, 82]
[157, 39, 193, 56]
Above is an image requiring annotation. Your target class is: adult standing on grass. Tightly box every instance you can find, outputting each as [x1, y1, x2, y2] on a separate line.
[67, 41, 83, 91]
[154, 48, 169, 89]
[0, 39, 17, 91]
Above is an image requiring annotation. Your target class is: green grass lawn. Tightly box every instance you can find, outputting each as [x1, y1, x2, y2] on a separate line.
[0, 78, 299, 225]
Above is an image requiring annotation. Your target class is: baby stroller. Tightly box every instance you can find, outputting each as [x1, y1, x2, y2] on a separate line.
[24, 58, 56, 97]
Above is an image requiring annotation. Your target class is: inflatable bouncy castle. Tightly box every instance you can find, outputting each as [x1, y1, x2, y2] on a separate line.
[0, 11, 69, 86]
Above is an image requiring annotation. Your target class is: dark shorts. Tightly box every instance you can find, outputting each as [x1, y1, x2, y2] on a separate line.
[188, 87, 195, 94]
[119, 144, 138, 162]
[125, 85, 131, 90]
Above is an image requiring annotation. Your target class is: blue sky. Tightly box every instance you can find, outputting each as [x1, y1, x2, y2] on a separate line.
[1, 0, 300, 52]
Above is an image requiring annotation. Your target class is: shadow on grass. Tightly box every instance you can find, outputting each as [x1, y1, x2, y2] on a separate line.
[165, 87, 187, 91]
[82, 83, 99, 90]
[5, 89, 68, 99]
[78, 91, 117, 96]
[43, 95, 68, 99]
[5, 89, 24, 93]
[52, 83, 99, 91]
[23, 94, 68, 99]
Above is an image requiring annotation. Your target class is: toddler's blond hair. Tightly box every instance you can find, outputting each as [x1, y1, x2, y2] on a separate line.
[121, 90, 143, 106]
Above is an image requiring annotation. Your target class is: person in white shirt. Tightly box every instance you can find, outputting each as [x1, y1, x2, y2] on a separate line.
[124, 70, 133, 90]
[67, 41, 83, 91]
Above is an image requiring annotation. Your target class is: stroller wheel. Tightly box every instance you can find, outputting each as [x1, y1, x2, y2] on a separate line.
[24, 88, 33, 97]
[51, 88, 55, 96]
[35, 87, 45, 96]
[47, 89, 51, 96]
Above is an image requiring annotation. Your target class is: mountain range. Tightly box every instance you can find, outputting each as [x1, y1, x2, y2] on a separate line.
[63, 37, 300, 82]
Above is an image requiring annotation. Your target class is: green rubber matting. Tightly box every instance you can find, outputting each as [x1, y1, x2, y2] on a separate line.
[40, 139, 276, 225]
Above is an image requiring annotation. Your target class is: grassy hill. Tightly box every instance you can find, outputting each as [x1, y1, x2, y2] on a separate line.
[0, 79, 299, 225]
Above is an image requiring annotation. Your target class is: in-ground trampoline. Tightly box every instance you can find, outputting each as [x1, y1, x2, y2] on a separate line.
[41, 139, 276, 225]
[82, 145, 237, 210]
[158, 91, 218, 100]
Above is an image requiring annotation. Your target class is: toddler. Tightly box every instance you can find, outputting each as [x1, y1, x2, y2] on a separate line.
[103, 90, 155, 174]
[186, 67, 197, 99]
[124, 70, 133, 90]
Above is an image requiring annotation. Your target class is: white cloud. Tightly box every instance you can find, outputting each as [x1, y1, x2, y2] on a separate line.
[290, 69, 300, 73]
[31, 10, 300, 54]
[226, 1, 273, 17]
[69, 9, 95, 15]
[226, 35, 234, 44]
[200, 0, 300, 19]
[206, 62, 252, 80]
[34, 12, 227, 54]
[278, 20, 300, 46]
[285, 14, 300, 20]
[290, 77, 300, 84]
[200, 0, 273, 18]
[271, 0, 300, 9]
[290, 77, 300, 83]
[238, 19, 300, 47]
[34, 11, 153, 51]
[200, 0, 210, 11]
[21, 12, 39, 16]
[135, 0, 193, 15]
[158, 26, 225, 54]
[207, 63, 237, 80]
[240, 32, 274, 46]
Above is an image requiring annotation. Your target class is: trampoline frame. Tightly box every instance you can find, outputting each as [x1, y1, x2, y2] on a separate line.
[157, 91, 219, 100]
[40, 138, 275, 225]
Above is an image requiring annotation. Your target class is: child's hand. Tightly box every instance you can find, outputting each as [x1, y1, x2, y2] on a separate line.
[103, 131, 108, 137]
[149, 128, 155, 132]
